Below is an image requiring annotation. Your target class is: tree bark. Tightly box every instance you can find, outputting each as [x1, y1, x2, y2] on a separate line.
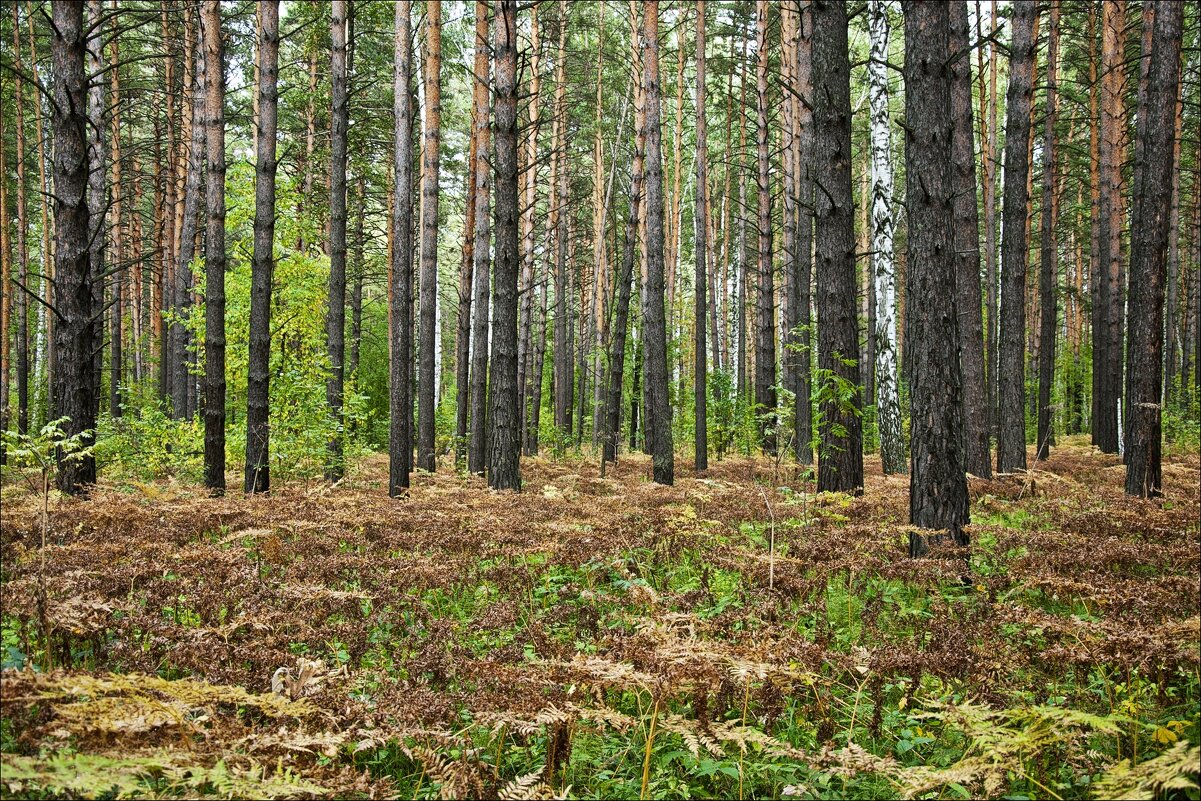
[694, 1, 708, 472]
[86, 0, 106, 427]
[468, 1, 492, 476]
[517, 8, 542, 446]
[640, 1, 674, 485]
[795, 1, 814, 465]
[173, 6, 205, 420]
[995, 0, 1036, 475]
[158, 5, 176, 405]
[1125, 2, 1183, 497]
[1035, 1, 1059, 461]
[902, 0, 969, 556]
[244, 0, 278, 495]
[107, 7, 124, 418]
[0, 54, 10, 448]
[201, 0, 226, 492]
[754, 0, 776, 455]
[455, 11, 481, 468]
[390, 0, 415, 494]
[325, 0, 349, 480]
[488, 0, 521, 491]
[13, 16, 30, 435]
[551, 2, 571, 435]
[812, 0, 863, 494]
[417, 0, 442, 473]
[51, 0, 97, 494]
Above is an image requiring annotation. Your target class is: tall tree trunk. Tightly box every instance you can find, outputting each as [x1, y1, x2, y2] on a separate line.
[812, 0, 863, 494]
[13, 17, 30, 435]
[1163, 58, 1185, 405]
[948, 0, 991, 478]
[902, 0, 969, 556]
[51, 0, 97, 494]
[325, 0, 349, 480]
[86, 0, 106, 425]
[795, 1, 814, 465]
[995, 1, 1036, 475]
[456, 5, 483, 466]
[488, 0, 521, 491]
[173, 7, 205, 420]
[1125, 3, 1182, 497]
[640, 0, 674, 485]
[29, 5, 51, 423]
[158, 5, 176, 405]
[983, 0, 1000, 441]
[780, 2, 798, 461]
[552, 1, 571, 435]
[349, 177, 365, 383]
[868, 0, 904, 475]
[0, 69, 9, 447]
[468, 1, 492, 476]
[107, 6, 124, 418]
[735, 30, 749, 403]
[694, 1, 708, 472]
[245, 0, 278, 495]
[517, 8, 542, 445]
[390, 0, 415, 495]
[753, 0, 776, 455]
[201, 0, 226, 492]
[417, 0, 442, 472]
[1035, 1, 1060, 461]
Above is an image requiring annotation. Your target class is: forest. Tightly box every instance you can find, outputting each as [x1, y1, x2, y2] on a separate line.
[0, 0, 1198, 798]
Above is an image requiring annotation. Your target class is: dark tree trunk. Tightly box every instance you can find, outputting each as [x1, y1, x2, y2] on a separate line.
[51, 0, 98, 494]
[948, 0, 991, 478]
[754, 0, 776, 455]
[694, 1, 708, 472]
[488, 0, 521, 491]
[390, 0, 414, 494]
[640, 1, 674, 485]
[605, 164, 641, 464]
[995, 0, 1036, 475]
[173, 7, 204, 420]
[244, 0, 278, 495]
[325, 0, 348, 480]
[417, 1, 442, 473]
[86, 0, 106, 425]
[13, 17, 30, 435]
[902, 0, 970, 556]
[468, 1, 492, 476]
[1035, 2, 1059, 461]
[812, 0, 863, 494]
[795, 2, 814, 466]
[202, 0, 226, 493]
[1125, 2, 1182, 497]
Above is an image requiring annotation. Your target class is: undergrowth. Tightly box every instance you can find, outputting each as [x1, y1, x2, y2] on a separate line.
[0, 437, 1197, 799]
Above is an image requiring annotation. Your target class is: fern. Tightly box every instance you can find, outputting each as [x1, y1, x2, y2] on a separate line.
[1091, 740, 1201, 800]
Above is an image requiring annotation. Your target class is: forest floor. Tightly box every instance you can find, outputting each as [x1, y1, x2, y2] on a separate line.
[0, 437, 1199, 799]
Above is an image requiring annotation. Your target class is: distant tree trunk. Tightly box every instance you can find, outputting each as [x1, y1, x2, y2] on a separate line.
[795, 1, 814, 465]
[982, 0, 1000, 441]
[552, 2, 570, 435]
[780, 3, 798, 461]
[202, 0, 226, 493]
[1035, 2, 1060, 461]
[86, 0, 107, 427]
[1125, 2, 1182, 497]
[0, 67, 10, 449]
[694, 1, 708, 472]
[51, 0, 97, 494]
[640, 0, 674, 485]
[158, 5, 176, 405]
[108, 9, 124, 418]
[325, 0, 349, 481]
[174, 7, 205, 420]
[812, 0, 863, 494]
[13, 17, 30, 435]
[244, 0, 278, 495]
[488, 0, 521, 491]
[606, 156, 642, 464]
[949, 0, 991, 478]
[417, 1, 442, 473]
[995, 1, 1036, 474]
[1163, 57, 1184, 405]
[735, 30, 749, 403]
[390, 2, 415, 494]
[455, 9, 481, 467]
[349, 177, 365, 383]
[468, 1, 492, 477]
[868, 0, 904, 475]
[753, 0, 776, 455]
[902, 0, 969, 556]
[517, 8, 542, 445]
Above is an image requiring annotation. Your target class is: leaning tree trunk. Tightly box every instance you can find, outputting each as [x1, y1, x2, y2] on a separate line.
[902, 0, 970, 556]
[812, 0, 863, 494]
[694, 1, 708, 471]
[640, 0, 674, 485]
[417, 1, 442, 473]
[867, 0, 904, 475]
[995, 1, 1036, 475]
[1035, 2, 1060, 461]
[51, 0, 97, 494]
[1125, 2, 1183, 497]
[390, 0, 415, 494]
[325, 0, 349, 481]
[487, 0, 521, 491]
[244, 0, 278, 495]
[202, 0, 226, 493]
[468, 1, 492, 477]
[948, 0, 991, 478]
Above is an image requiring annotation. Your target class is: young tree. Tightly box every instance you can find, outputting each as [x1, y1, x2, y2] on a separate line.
[417, 0, 442, 473]
[325, 0, 349, 481]
[1125, 2, 1183, 497]
[244, 0, 279, 495]
[1035, 1, 1060, 461]
[867, 0, 904, 475]
[641, 0, 674, 485]
[995, 1, 1036, 475]
[753, 0, 776, 454]
[812, 0, 863, 494]
[390, 0, 415, 495]
[468, 1, 492, 477]
[694, 1, 708, 471]
[487, 0, 521, 491]
[50, 0, 97, 494]
[201, 0, 226, 493]
[902, 0, 969, 556]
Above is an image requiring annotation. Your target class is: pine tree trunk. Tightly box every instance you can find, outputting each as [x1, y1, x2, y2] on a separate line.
[902, 0, 969, 556]
[754, 0, 776, 455]
[13, 17, 30, 435]
[517, 9, 542, 445]
[244, 0, 278, 495]
[812, 0, 863, 494]
[108, 10, 124, 418]
[867, 0, 904, 475]
[983, 0, 1000, 441]
[640, 1, 674, 485]
[174, 7, 205, 420]
[417, 1, 442, 473]
[0, 68, 9, 449]
[488, 0, 521, 491]
[86, 0, 107, 427]
[735, 30, 749, 404]
[158, 6, 176, 405]
[694, 1, 708, 472]
[390, 1, 415, 494]
[1125, 2, 1183, 497]
[456, 7, 482, 467]
[795, 1, 814, 466]
[51, 0, 98, 494]
[325, 0, 349, 480]
[468, 1, 492, 476]
[995, 0, 1036, 475]
[1163, 62, 1185, 405]
[202, 0, 226, 493]
[552, 2, 570, 434]
[1035, 2, 1060, 461]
